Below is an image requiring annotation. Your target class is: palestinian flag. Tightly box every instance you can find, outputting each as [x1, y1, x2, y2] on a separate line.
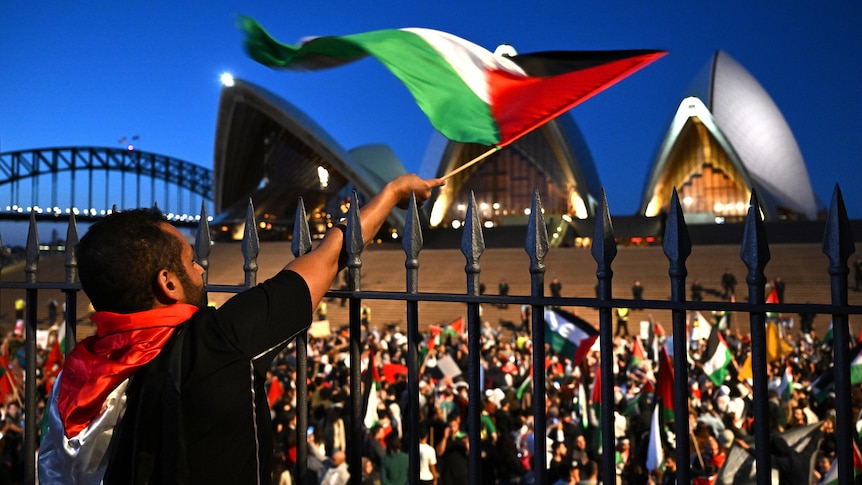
[544, 307, 598, 367]
[810, 367, 835, 404]
[576, 378, 589, 429]
[823, 321, 834, 347]
[44, 321, 68, 381]
[621, 392, 644, 418]
[363, 348, 382, 429]
[427, 317, 463, 351]
[691, 311, 713, 342]
[449, 316, 464, 335]
[851, 343, 862, 385]
[629, 337, 647, 368]
[817, 439, 862, 485]
[766, 286, 780, 304]
[590, 365, 603, 454]
[516, 375, 532, 401]
[715, 312, 729, 332]
[649, 320, 664, 360]
[427, 325, 443, 352]
[646, 404, 664, 473]
[241, 17, 666, 147]
[656, 346, 675, 423]
[0, 350, 17, 404]
[268, 376, 285, 408]
[701, 325, 732, 386]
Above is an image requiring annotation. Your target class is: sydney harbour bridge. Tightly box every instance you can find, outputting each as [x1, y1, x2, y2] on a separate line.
[0, 146, 213, 226]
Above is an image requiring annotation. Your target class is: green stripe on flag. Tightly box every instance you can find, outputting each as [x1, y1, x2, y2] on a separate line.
[241, 18, 499, 145]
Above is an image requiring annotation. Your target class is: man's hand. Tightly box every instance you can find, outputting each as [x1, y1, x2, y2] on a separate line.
[385, 174, 444, 209]
[287, 174, 444, 307]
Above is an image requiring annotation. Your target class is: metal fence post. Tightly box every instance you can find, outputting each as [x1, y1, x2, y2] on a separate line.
[461, 191, 485, 484]
[403, 194, 423, 485]
[345, 191, 365, 485]
[63, 214, 79, 354]
[591, 191, 617, 484]
[822, 185, 855, 485]
[291, 197, 313, 485]
[526, 189, 549, 483]
[740, 190, 772, 485]
[242, 199, 260, 288]
[662, 189, 692, 485]
[25, 213, 40, 485]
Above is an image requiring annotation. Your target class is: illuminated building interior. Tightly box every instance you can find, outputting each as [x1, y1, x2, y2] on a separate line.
[427, 113, 602, 242]
[641, 50, 820, 222]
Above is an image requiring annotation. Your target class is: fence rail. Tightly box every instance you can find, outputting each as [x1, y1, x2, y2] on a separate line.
[2, 185, 861, 485]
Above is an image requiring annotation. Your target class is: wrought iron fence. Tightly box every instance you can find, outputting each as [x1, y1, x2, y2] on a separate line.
[3, 185, 861, 485]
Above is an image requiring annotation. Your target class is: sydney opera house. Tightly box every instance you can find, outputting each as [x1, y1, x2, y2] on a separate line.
[211, 50, 822, 246]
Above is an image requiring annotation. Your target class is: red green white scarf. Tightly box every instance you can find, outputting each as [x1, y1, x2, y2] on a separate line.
[58, 304, 198, 437]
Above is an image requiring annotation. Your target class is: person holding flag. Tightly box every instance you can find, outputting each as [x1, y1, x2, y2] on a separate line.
[39, 174, 442, 484]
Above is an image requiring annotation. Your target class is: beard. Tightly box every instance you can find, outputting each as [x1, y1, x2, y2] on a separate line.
[179, 272, 208, 309]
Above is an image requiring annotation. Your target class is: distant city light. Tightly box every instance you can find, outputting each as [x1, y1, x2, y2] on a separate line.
[317, 166, 330, 188]
[221, 72, 235, 87]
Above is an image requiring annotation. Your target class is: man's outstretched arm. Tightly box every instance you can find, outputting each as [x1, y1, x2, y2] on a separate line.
[285, 174, 444, 306]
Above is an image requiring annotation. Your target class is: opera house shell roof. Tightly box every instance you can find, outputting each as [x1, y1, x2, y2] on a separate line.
[424, 112, 603, 232]
[212, 78, 406, 240]
[213, 77, 603, 244]
[640, 51, 819, 222]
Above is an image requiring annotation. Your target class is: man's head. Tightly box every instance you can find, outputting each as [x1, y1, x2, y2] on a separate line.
[77, 208, 206, 313]
[331, 450, 346, 466]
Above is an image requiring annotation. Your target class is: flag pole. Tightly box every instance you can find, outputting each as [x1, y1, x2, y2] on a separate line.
[690, 429, 706, 469]
[441, 146, 501, 180]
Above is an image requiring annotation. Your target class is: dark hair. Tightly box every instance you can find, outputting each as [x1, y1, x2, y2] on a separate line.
[77, 208, 187, 313]
[385, 434, 403, 453]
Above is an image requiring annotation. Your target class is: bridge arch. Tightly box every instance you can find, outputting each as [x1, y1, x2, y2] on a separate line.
[0, 146, 213, 218]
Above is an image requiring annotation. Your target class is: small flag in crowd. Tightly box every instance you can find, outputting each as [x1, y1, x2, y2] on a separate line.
[629, 337, 647, 368]
[818, 456, 840, 485]
[823, 321, 834, 347]
[428, 317, 464, 351]
[701, 325, 732, 386]
[810, 367, 835, 404]
[576, 378, 589, 429]
[0, 350, 17, 405]
[241, 17, 665, 148]
[544, 307, 598, 367]
[268, 376, 284, 408]
[656, 346, 675, 423]
[363, 348, 382, 429]
[590, 365, 603, 453]
[851, 343, 862, 386]
[646, 404, 664, 473]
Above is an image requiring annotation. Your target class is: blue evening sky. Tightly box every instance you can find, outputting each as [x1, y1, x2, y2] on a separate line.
[2, 2, 860, 232]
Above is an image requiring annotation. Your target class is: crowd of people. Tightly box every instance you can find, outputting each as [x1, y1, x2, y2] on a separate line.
[258, 276, 851, 485]
[0, 270, 855, 485]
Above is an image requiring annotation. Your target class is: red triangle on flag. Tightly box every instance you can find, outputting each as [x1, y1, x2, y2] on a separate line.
[766, 287, 779, 304]
[657, 347, 675, 418]
[267, 376, 285, 408]
[449, 317, 464, 335]
[590, 365, 602, 405]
